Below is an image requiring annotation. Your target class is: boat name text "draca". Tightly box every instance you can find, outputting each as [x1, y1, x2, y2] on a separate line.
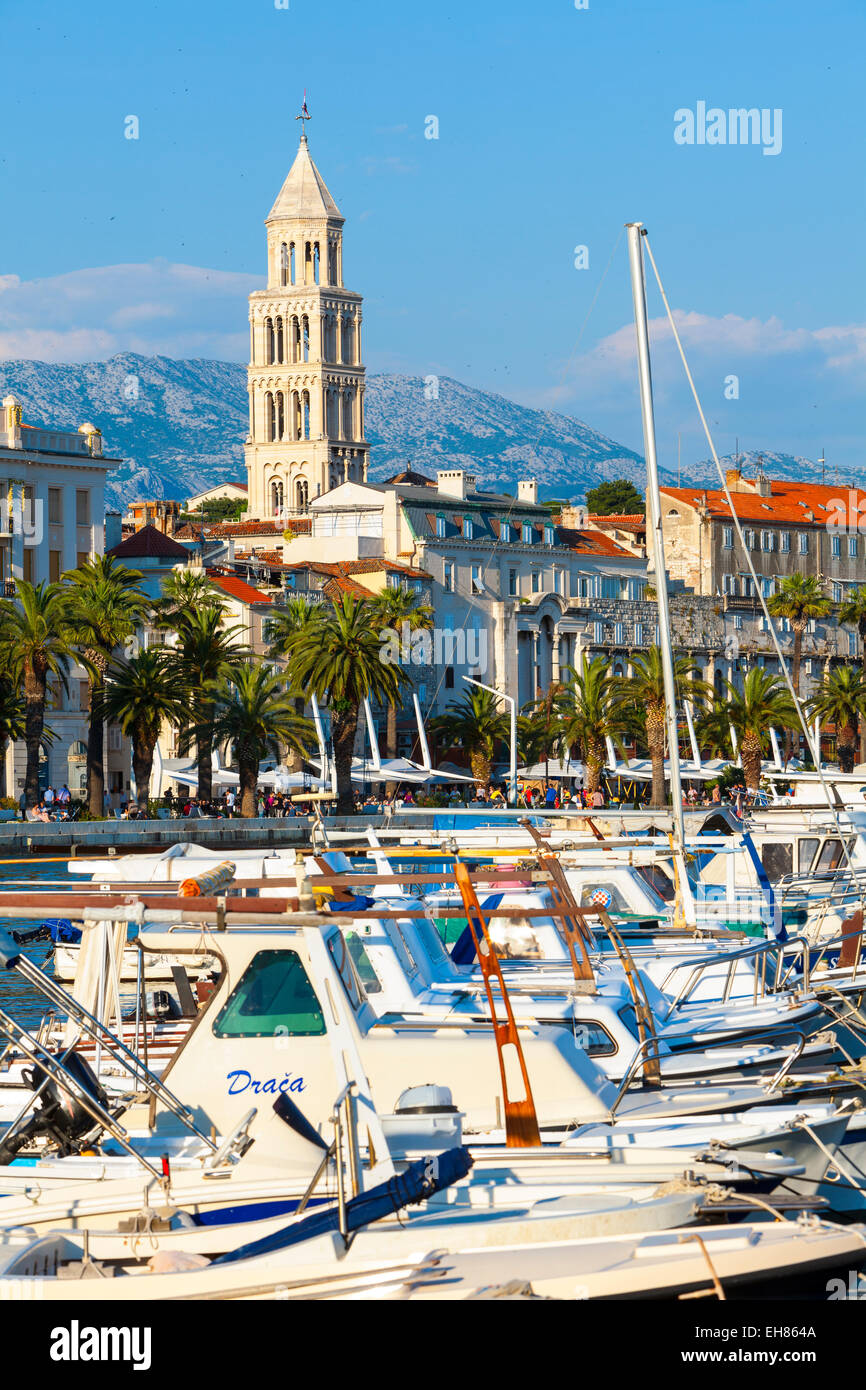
[226, 1070, 306, 1095]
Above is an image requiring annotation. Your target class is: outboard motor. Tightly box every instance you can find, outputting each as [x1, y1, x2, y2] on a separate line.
[0, 1051, 110, 1164]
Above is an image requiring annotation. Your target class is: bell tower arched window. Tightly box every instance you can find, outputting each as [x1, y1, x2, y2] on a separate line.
[302, 390, 311, 440]
[265, 391, 275, 443]
[270, 480, 284, 516]
[276, 391, 285, 441]
[280, 244, 289, 287]
[296, 478, 309, 511]
[265, 318, 274, 365]
[302, 315, 310, 362]
[275, 316, 284, 364]
[313, 243, 320, 285]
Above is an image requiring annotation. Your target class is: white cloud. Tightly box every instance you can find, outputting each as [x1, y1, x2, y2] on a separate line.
[0, 261, 259, 363]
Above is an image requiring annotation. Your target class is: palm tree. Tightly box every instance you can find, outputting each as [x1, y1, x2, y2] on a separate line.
[839, 586, 866, 762]
[63, 554, 149, 816]
[522, 681, 568, 783]
[620, 647, 711, 808]
[170, 608, 248, 801]
[284, 594, 407, 814]
[268, 595, 325, 770]
[724, 667, 798, 789]
[0, 581, 73, 808]
[556, 656, 632, 794]
[369, 583, 434, 772]
[98, 649, 187, 812]
[431, 686, 509, 784]
[152, 569, 226, 629]
[208, 664, 316, 817]
[808, 665, 866, 774]
[696, 700, 735, 760]
[768, 574, 830, 699]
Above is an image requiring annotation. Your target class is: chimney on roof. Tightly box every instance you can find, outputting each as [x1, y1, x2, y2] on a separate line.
[436, 469, 476, 500]
[559, 503, 587, 528]
[517, 479, 539, 505]
[725, 467, 746, 492]
[753, 455, 771, 497]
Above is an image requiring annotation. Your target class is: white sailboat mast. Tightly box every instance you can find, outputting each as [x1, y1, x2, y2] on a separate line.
[626, 222, 685, 847]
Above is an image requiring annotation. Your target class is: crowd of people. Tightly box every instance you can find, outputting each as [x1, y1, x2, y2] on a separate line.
[21, 784, 74, 822]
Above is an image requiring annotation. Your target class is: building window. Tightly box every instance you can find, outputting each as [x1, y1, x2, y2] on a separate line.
[443, 561, 453, 592]
[500, 521, 511, 543]
[531, 570, 540, 594]
[445, 666, 454, 689]
[849, 632, 859, 656]
[832, 582, 842, 602]
[108, 724, 122, 752]
[799, 533, 809, 554]
[76, 490, 90, 526]
[734, 614, 743, 630]
[744, 529, 756, 549]
[761, 530, 774, 551]
[722, 526, 734, 549]
[832, 534, 841, 558]
[79, 679, 90, 712]
[471, 564, 482, 595]
[614, 622, 625, 645]
[463, 516, 473, 541]
[49, 550, 61, 583]
[780, 531, 790, 552]
[594, 621, 604, 644]
[48, 488, 61, 525]
[601, 577, 619, 599]
[723, 574, 736, 595]
[77, 551, 90, 568]
[436, 514, 446, 540]
[544, 523, 555, 546]
[522, 522, 533, 544]
[850, 536, 858, 558]
[508, 568, 517, 596]
[22, 549, 34, 583]
[634, 622, 643, 645]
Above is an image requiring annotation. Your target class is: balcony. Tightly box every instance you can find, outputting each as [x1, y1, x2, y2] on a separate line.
[723, 594, 760, 612]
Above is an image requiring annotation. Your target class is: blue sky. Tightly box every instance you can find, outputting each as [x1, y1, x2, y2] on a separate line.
[1, 0, 863, 473]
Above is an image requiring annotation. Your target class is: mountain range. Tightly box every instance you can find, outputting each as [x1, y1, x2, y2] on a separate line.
[0, 353, 835, 510]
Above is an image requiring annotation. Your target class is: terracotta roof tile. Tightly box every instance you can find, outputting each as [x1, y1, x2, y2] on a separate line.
[557, 527, 634, 557]
[660, 480, 866, 526]
[208, 575, 272, 605]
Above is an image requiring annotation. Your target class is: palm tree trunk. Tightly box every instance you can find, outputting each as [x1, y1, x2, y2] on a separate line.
[741, 732, 763, 790]
[132, 729, 156, 813]
[332, 704, 358, 816]
[584, 749, 603, 794]
[23, 663, 46, 809]
[469, 750, 491, 784]
[86, 667, 105, 819]
[839, 722, 857, 774]
[385, 700, 398, 796]
[647, 704, 666, 809]
[239, 749, 258, 818]
[197, 704, 214, 802]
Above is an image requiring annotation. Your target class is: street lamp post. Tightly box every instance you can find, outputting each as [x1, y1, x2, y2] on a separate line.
[463, 676, 517, 804]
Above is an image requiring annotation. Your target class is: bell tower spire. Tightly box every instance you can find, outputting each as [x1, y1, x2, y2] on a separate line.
[244, 130, 368, 521]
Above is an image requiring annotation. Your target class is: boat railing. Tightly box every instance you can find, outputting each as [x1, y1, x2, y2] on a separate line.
[609, 1025, 809, 1115]
[659, 935, 812, 1016]
[0, 926, 220, 1158]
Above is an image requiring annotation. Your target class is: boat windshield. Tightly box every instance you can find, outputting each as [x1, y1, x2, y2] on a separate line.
[213, 950, 327, 1038]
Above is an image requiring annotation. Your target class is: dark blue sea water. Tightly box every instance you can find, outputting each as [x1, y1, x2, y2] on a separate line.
[0, 857, 74, 1028]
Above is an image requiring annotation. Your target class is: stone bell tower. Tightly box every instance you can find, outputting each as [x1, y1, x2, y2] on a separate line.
[244, 133, 369, 520]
